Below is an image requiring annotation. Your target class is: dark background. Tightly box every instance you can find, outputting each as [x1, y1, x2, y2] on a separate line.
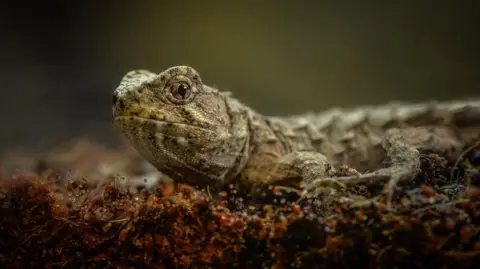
[1, 1, 479, 150]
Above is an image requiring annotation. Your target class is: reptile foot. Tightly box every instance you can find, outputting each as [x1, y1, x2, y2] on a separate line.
[301, 127, 465, 208]
[301, 168, 408, 207]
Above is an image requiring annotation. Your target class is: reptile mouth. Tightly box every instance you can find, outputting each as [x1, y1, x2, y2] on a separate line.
[114, 116, 216, 134]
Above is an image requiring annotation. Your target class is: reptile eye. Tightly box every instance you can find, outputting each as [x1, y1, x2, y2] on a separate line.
[171, 82, 191, 100]
[165, 74, 198, 105]
[467, 149, 480, 166]
[178, 84, 188, 98]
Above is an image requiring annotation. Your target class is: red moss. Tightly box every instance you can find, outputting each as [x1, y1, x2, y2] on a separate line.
[0, 142, 479, 268]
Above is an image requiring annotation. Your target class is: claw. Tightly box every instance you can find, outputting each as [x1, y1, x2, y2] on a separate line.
[302, 177, 348, 195]
[300, 171, 399, 208]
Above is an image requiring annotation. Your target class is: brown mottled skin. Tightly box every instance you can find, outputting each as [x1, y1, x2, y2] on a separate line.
[113, 65, 480, 198]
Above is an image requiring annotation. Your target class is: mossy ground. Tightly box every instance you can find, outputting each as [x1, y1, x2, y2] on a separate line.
[0, 140, 479, 268]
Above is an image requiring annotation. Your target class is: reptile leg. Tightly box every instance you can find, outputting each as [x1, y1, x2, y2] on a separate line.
[303, 126, 463, 207]
[256, 151, 359, 197]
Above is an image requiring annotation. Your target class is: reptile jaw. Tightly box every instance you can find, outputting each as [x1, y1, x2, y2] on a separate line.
[113, 115, 238, 188]
[114, 115, 217, 136]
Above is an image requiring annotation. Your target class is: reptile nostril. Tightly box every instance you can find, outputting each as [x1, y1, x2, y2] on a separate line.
[112, 93, 118, 105]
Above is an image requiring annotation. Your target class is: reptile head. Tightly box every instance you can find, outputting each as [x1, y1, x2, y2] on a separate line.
[113, 66, 249, 188]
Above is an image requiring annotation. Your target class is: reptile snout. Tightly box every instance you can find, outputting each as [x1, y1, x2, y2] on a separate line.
[112, 91, 126, 117]
[112, 93, 118, 105]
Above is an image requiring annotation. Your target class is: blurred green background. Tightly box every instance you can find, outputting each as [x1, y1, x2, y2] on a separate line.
[1, 1, 479, 150]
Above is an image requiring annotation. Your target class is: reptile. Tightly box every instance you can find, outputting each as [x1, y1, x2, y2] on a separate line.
[112, 65, 480, 199]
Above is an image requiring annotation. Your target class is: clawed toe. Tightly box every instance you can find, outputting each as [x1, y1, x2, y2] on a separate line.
[301, 172, 392, 198]
[302, 177, 348, 196]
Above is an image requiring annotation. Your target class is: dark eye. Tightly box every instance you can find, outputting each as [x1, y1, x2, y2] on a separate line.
[178, 84, 188, 98]
[468, 149, 480, 166]
[171, 82, 191, 100]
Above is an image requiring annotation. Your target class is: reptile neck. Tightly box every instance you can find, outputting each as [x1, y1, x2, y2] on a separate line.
[221, 95, 253, 183]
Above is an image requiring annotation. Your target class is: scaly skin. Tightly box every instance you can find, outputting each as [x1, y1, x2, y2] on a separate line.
[112, 66, 480, 199]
